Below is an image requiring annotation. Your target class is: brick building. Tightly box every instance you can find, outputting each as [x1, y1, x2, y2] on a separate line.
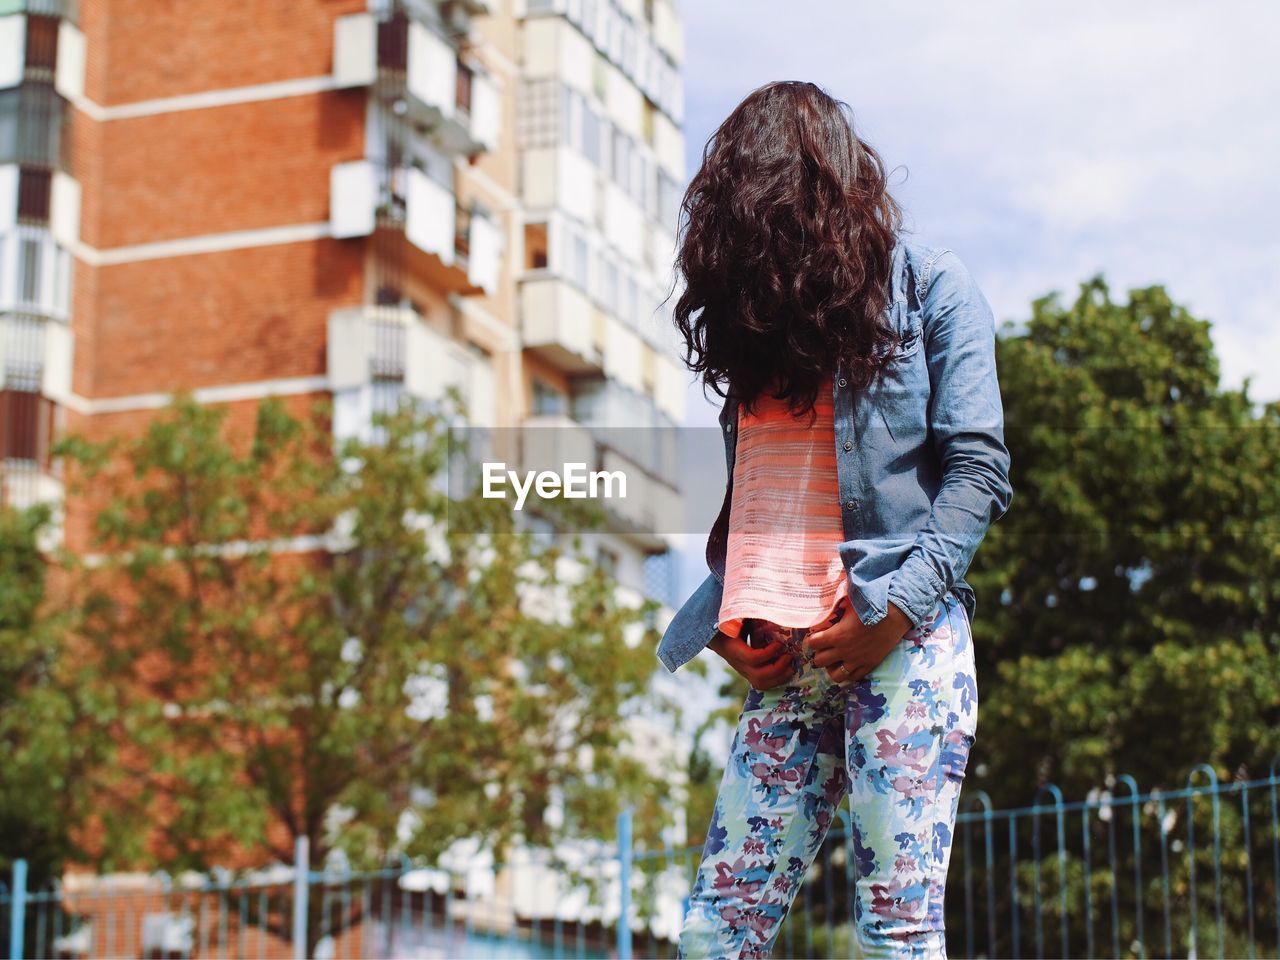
[3, 0, 693, 948]
[0, 0, 686, 601]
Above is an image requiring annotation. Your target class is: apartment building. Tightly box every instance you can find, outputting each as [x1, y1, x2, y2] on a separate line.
[0, 0, 686, 603]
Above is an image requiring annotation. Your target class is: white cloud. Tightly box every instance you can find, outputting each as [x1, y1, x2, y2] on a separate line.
[674, 0, 1280, 407]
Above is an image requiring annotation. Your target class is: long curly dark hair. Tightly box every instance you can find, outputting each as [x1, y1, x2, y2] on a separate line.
[671, 81, 906, 420]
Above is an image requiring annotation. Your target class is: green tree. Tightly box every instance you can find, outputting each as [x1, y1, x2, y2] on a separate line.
[53, 392, 682, 953]
[0, 503, 106, 894]
[957, 276, 1279, 957]
[977, 275, 1280, 800]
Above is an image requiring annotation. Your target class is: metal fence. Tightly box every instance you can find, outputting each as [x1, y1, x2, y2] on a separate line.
[4, 759, 1280, 959]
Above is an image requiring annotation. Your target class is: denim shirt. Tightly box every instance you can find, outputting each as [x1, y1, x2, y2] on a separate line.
[656, 235, 1014, 673]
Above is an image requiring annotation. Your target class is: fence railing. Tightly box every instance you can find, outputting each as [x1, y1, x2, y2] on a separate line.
[3, 759, 1280, 959]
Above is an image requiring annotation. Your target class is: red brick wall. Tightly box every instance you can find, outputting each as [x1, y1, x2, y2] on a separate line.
[90, 91, 366, 248]
[81, 0, 369, 105]
[90, 240, 361, 396]
[65, 2, 370, 399]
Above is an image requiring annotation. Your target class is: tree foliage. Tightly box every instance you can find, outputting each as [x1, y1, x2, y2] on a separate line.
[0, 503, 103, 890]
[977, 275, 1280, 801]
[49, 392, 681, 885]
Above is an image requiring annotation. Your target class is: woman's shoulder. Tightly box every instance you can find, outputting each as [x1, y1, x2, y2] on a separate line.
[898, 234, 982, 312]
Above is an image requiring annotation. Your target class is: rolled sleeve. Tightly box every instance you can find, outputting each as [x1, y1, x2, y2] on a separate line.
[886, 250, 1014, 628]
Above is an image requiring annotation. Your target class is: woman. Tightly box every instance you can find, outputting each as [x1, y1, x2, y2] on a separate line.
[657, 81, 1013, 958]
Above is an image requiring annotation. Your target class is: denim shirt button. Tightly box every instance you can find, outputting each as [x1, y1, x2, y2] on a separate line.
[845, 499, 857, 510]
[838, 377, 848, 388]
[725, 422, 732, 433]
[843, 440, 853, 452]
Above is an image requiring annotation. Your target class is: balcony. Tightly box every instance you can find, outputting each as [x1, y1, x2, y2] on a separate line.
[514, 409, 679, 551]
[519, 147, 598, 223]
[598, 445, 681, 552]
[403, 18, 499, 156]
[0, 224, 70, 321]
[0, 312, 72, 403]
[334, 11, 499, 156]
[568, 375, 682, 549]
[329, 161, 502, 297]
[453, 0, 493, 15]
[516, 412, 597, 486]
[520, 276, 602, 375]
[1, 310, 70, 543]
[570, 376, 677, 483]
[0, 455, 64, 543]
[0, 12, 84, 98]
[327, 305, 494, 428]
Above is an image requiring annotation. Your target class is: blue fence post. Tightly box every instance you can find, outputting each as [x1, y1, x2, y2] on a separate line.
[293, 836, 310, 960]
[617, 808, 633, 960]
[8, 859, 26, 960]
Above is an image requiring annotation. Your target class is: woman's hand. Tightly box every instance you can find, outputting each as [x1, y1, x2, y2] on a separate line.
[802, 598, 913, 684]
[709, 630, 796, 690]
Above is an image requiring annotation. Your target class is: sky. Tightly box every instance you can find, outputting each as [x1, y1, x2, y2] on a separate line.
[667, 0, 1280, 605]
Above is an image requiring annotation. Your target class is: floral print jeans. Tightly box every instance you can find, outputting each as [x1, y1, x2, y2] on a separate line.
[677, 590, 978, 959]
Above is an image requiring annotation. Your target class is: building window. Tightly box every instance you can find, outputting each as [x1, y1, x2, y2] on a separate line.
[568, 375, 604, 424]
[629, 148, 645, 208]
[643, 156, 659, 221]
[531, 378, 566, 417]
[611, 129, 631, 193]
[376, 10, 409, 71]
[596, 545, 619, 578]
[455, 202, 472, 261]
[592, 53, 607, 101]
[0, 226, 71, 317]
[522, 511, 557, 548]
[0, 84, 63, 168]
[571, 231, 589, 290]
[17, 167, 52, 222]
[622, 274, 638, 328]
[560, 86, 579, 151]
[369, 320, 406, 380]
[456, 61, 473, 114]
[581, 104, 602, 167]
[24, 15, 59, 74]
[19, 237, 41, 304]
[658, 171, 680, 233]
[644, 550, 676, 607]
[619, 22, 636, 75]
[601, 259, 618, 315]
[517, 78, 559, 150]
[524, 222, 549, 270]
[0, 388, 55, 468]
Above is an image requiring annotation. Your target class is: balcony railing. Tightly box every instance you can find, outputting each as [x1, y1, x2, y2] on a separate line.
[329, 161, 501, 296]
[0, 223, 73, 320]
[335, 9, 498, 156]
[327, 305, 494, 428]
[520, 276, 601, 376]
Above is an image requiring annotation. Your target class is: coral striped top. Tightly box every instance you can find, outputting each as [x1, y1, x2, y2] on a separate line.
[717, 375, 849, 640]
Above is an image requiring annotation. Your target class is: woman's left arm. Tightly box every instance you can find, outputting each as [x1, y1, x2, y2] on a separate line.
[885, 249, 1015, 629]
